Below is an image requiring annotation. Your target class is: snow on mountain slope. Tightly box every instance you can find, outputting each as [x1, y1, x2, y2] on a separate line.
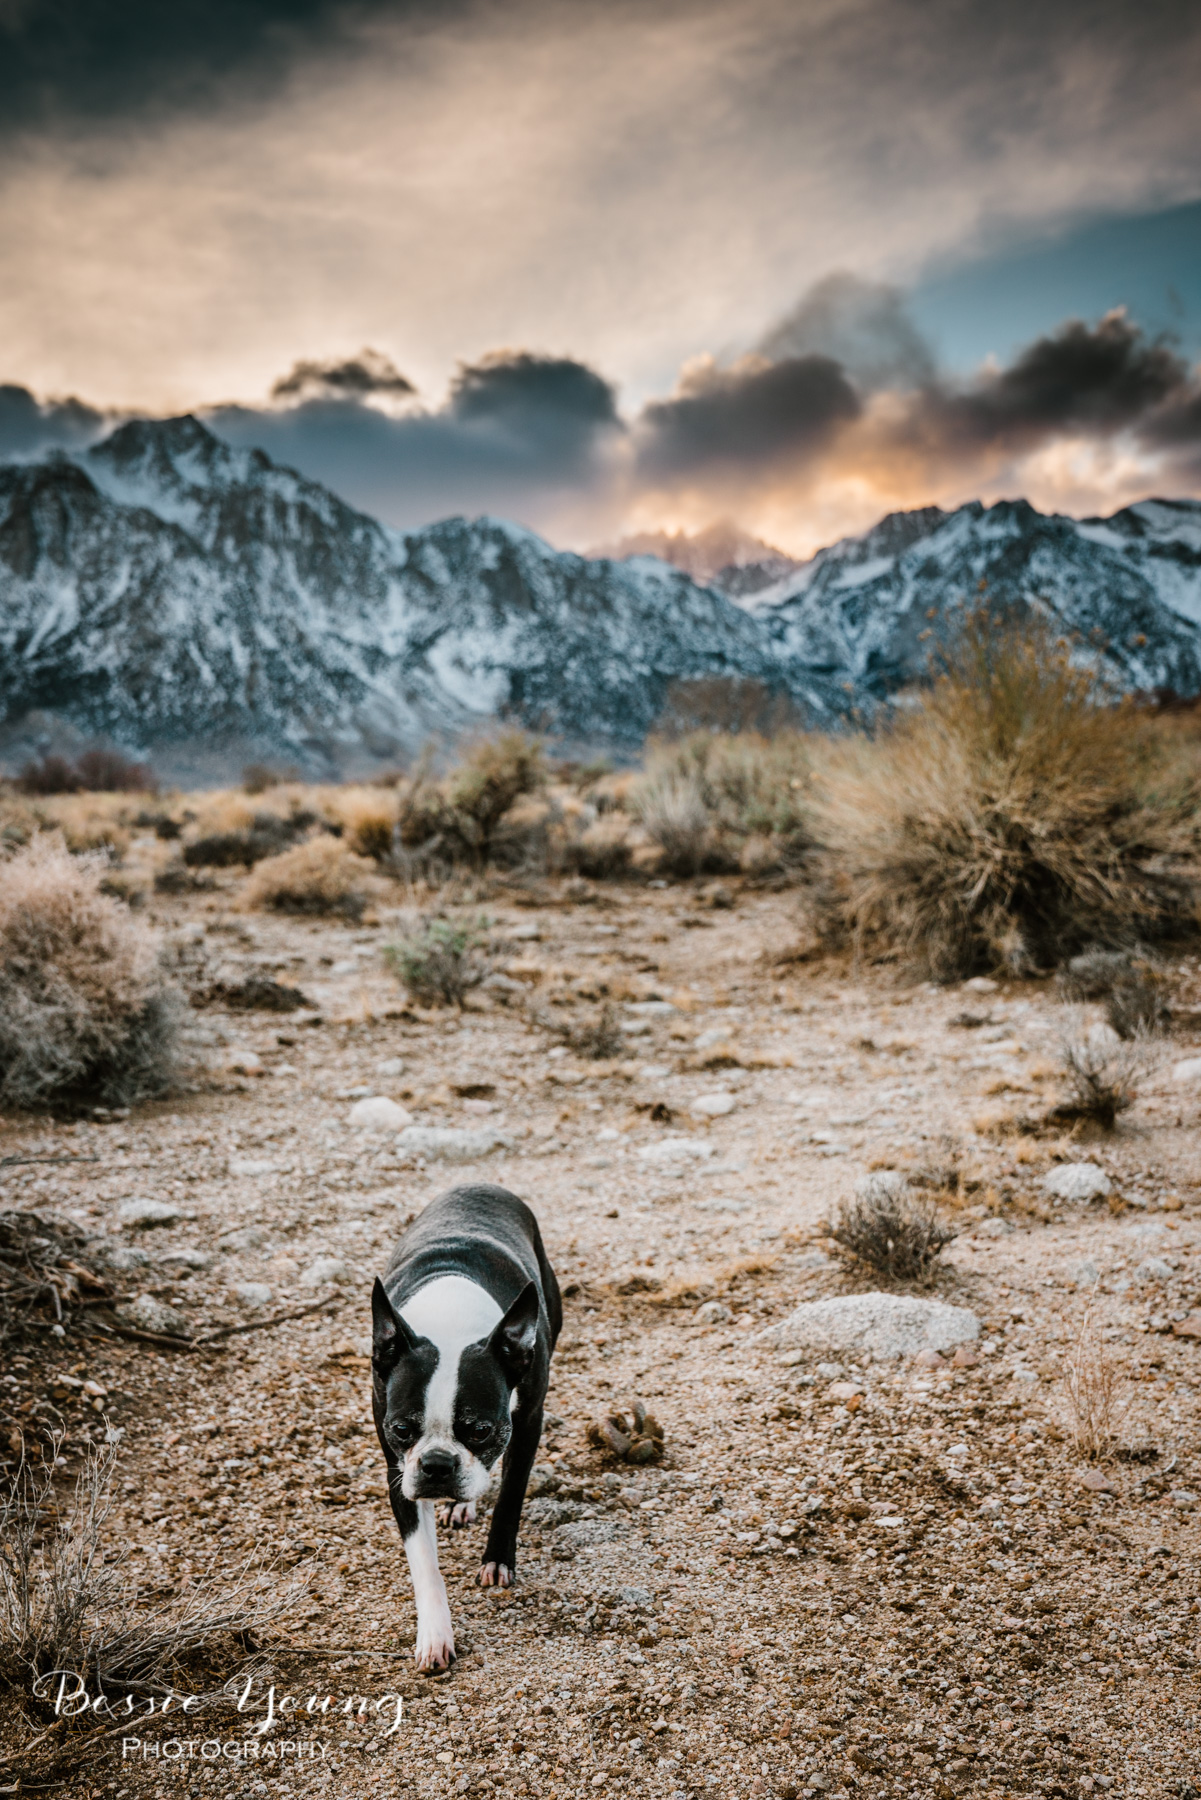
[750, 496, 1201, 701]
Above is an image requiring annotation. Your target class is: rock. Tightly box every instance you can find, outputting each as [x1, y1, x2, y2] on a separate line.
[219, 1225, 269, 1251]
[626, 1000, 676, 1016]
[758, 1292, 980, 1359]
[225, 1048, 262, 1075]
[1041, 1162, 1111, 1203]
[690, 1091, 736, 1118]
[117, 1198, 182, 1228]
[826, 1380, 862, 1402]
[1079, 1470, 1117, 1493]
[1072, 1260, 1100, 1287]
[913, 1348, 946, 1369]
[637, 1137, 715, 1164]
[815, 1362, 845, 1379]
[348, 1095, 413, 1132]
[233, 1281, 274, 1308]
[156, 1247, 212, 1271]
[102, 1244, 150, 1270]
[229, 1157, 278, 1177]
[976, 1216, 1014, 1237]
[114, 1293, 190, 1337]
[1134, 1257, 1175, 1284]
[1169, 1488, 1198, 1510]
[695, 1301, 733, 1325]
[299, 1257, 352, 1287]
[951, 1345, 979, 1368]
[1172, 1313, 1201, 1338]
[395, 1126, 506, 1163]
[963, 976, 999, 993]
[1171, 1056, 1201, 1084]
[376, 1056, 406, 1077]
[510, 921, 542, 940]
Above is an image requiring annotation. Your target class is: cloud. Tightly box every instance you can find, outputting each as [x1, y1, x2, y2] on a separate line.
[636, 352, 860, 485]
[271, 348, 415, 403]
[756, 273, 936, 392]
[0, 383, 108, 459]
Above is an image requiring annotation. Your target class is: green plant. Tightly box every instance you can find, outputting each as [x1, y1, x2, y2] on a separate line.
[385, 917, 491, 1006]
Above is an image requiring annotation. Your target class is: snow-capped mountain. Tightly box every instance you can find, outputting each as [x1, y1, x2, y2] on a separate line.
[749, 496, 1201, 702]
[0, 417, 782, 775]
[1, 414, 1200, 778]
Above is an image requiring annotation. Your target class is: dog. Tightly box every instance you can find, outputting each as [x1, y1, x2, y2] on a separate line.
[371, 1182, 561, 1671]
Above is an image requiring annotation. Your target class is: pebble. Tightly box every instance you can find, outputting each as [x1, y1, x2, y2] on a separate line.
[1133, 1257, 1174, 1284]
[1171, 1056, 1201, 1084]
[1169, 1489, 1198, 1510]
[225, 1048, 262, 1074]
[395, 1125, 506, 1162]
[976, 1216, 1014, 1237]
[760, 1292, 980, 1358]
[219, 1226, 269, 1251]
[229, 1157, 278, 1177]
[963, 976, 999, 993]
[626, 1000, 676, 1016]
[637, 1138, 715, 1164]
[115, 1293, 190, 1337]
[233, 1281, 274, 1308]
[117, 1198, 182, 1228]
[103, 1244, 150, 1270]
[376, 1057, 406, 1077]
[690, 1091, 736, 1118]
[695, 1301, 733, 1325]
[1041, 1162, 1111, 1203]
[1079, 1470, 1117, 1493]
[299, 1257, 353, 1287]
[1072, 1260, 1100, 1287]
[155, 1247, 213, 1271]
[348, 1095, 413, 1132]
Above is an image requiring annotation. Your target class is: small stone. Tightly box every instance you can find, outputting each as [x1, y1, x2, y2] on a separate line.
[637, 1137, 715, 1164]
[1079, 1470, 1117, 1493]
[690, 1091, 736, 1118]
[854, 1170, 910, 1202]
[233, 1281, 274, 1308]
[1172, 1313, 1201, 1338]
[348, 1095, 413, 1132]
[229, 1157, 278, 1177]
[395, 1126, 505, 1163]
[951, 1344, 979, 1368]
[626, 1000, 676, 1016]
[219, 1225, 269, 1251]
[114, 1293, 190, 1337]
[1171, 1056, 1201, 1084]
[1134, 1257, 1174, 1284]
[510, 921, 542, 940]
[1041, 1162, 1111, 1203]
[117, 1198, 182, 1228]
[759, 1292, 980, 1358]
[695, 1300, 733, 1324]
[976, 1216, 1014, 1237]
[299, 1257, 352, 1287]
[913, 1347, 946, 1369]
[156, 1247, 212, 1271]
[1072, 1260, 1101, 1288]
[1169, 1488, 1198, 1510]
[826, 1380, 862, 1402]
[225, 1048, 262, 1074]
[376, 1056, 406, 1077]
[102, 1244, 150, 1270]
[963, 976, 999, 994]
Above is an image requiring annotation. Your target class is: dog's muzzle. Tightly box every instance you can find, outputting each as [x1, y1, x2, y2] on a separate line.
[410, 1446, 462, 1499]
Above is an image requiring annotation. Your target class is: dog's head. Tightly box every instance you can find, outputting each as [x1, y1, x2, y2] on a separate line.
[371, 1278, 540, 1502]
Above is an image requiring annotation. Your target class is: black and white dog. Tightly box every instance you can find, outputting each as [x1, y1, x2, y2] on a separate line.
[371, 1183, 561, 1671]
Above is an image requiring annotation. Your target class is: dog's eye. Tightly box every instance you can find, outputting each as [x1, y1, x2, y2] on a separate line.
[391, 1416, 422, 1446]
[459, 1419, 492, 1446]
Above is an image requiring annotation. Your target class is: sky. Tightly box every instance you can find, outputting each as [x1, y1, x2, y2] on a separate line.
[2, 0, 1201, 557]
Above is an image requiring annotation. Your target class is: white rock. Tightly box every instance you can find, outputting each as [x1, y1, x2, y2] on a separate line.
[853, 1170, 910, 1202]
[758, 1292, 980, 1359]
[115, 1293, 190, 1337]
[229, 1157, 278, 1177]
[510, 921, 542, 940]
[690, 1091, 736, 1118]
[1171, 1057, 1201, 1084]
[219, 1225, 269, 1251]
[976, 1217, 1014, 1237]
[621, 1020, 653, 1036]
[155, 1247, 212, 1270]
[626, 1000, 676, 1016]
[348, 1095, 413, 1132]
[299, 1257, 352, 1287]
[1041, 1162, 1111, 1202]
[233, 1281, 274, 1308]
[1169, 1489, 1198, 1510]
[395, 1126, 506, 1163]
[376, 1057, 406, 1077]
[103, 1244, 150, 1270]
[225, 1048, 262, 1074]
[1072, 1260, 1100, 1287]
[637, 1137, 715, 1164]
[117, 1198, 182, 1228]
[1133, 1257, 1174, 1284]
[694, 1027, 737, 1051]
[963, 976, 999, 993]
[695, 1301, 733, 1325]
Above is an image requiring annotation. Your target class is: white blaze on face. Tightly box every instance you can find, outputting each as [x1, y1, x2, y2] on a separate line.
[399, 1275, 502, 1498]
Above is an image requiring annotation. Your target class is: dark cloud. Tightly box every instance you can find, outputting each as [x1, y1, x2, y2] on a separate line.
[757, 273, 936, 392]
[0, 384, 108, 460]
[0, 0, 441, 141]
[271, 348, 415, 402]
[636, 354, 860, 483]
[450, 352, 618, 440]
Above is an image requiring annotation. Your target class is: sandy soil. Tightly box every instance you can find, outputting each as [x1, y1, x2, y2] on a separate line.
[2, 875, 1200, 1800]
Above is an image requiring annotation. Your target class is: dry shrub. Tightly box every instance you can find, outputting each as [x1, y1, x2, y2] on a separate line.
[1061, 1311, 1131, 1461]
[396, 734, 545, 869]
[828, 1174, 956, 1283]
[1047, 1019, 1142, 1129]
[815, 613, 1201, 979]
[0, 837, 184, 1111]
[241, 836, 372, 919]
[17, 750, 156, 796]
[323, 786, 399, 861]
[560, 816, 634, 880]
[183, 808, 313, 868]
[632, 731, 813, 877]
[384, 917, 491, 1006]
[1059, 946, 1170, 1038]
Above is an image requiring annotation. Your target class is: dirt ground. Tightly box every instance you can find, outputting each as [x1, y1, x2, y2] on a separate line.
[2, 871, 1200, 1800]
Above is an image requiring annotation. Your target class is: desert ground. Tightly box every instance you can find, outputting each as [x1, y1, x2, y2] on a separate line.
[2, 863, 1200, 1800]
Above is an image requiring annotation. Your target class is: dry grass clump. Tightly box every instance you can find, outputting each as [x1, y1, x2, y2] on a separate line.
[17, 749, 156, 796]
[183, 808, 312, 868]
[396, 733, 545, 870]
[631, 730, 813, 876]
[241, 836, 373, 919]
[384, 917, 491, 1006]
[322, 785, 399, 861]
[1059, 946, 1170, 1037]
[0, 837, 184, 1111]
[1046, 1019, 1142, 1129]
[815, 614, 1201, 979]
[1061, 1311, 1132, 1461]
[828, 1175, 956, 1283]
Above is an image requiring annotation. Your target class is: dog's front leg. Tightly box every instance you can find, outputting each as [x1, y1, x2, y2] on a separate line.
[479, 1402, 543, 1590]
[392, 1484, 455, 1670]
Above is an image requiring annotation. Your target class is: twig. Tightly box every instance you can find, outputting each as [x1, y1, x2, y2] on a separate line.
[0, 1156, 100, 1169]
[194, 1294, 347, 1344]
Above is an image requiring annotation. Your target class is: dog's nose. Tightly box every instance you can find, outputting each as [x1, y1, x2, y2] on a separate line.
[418, 1448, 458, 1484]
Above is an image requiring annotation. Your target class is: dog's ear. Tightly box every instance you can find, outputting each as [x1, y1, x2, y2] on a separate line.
[488, 1281, 540, 1385]
[372, 1278, 419, 1371]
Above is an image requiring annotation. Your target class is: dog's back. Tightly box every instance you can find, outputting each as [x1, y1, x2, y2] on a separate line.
[383, 1183, 562, 1344]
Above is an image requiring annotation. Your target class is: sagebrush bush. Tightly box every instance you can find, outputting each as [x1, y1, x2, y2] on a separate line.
[815, 614, 1201, 978]
[829, 1176, 956, 1283]
[385, 918, 491, 1006]
[632, 731, 813, 876]
[395, 733, 545, 868]
[1059, 947, 1169, 1037]
[241, 836, 373, 919]
[0, 837, 184, 1110]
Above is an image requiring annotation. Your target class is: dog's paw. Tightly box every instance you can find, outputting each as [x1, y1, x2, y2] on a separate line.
[413, 1620, 456, 1673]
[437, 1501, 477, 1530]
[478, 1560, 513, 1589]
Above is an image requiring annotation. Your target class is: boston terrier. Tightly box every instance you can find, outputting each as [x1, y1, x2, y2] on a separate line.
[371, 1182, 561, 1671]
